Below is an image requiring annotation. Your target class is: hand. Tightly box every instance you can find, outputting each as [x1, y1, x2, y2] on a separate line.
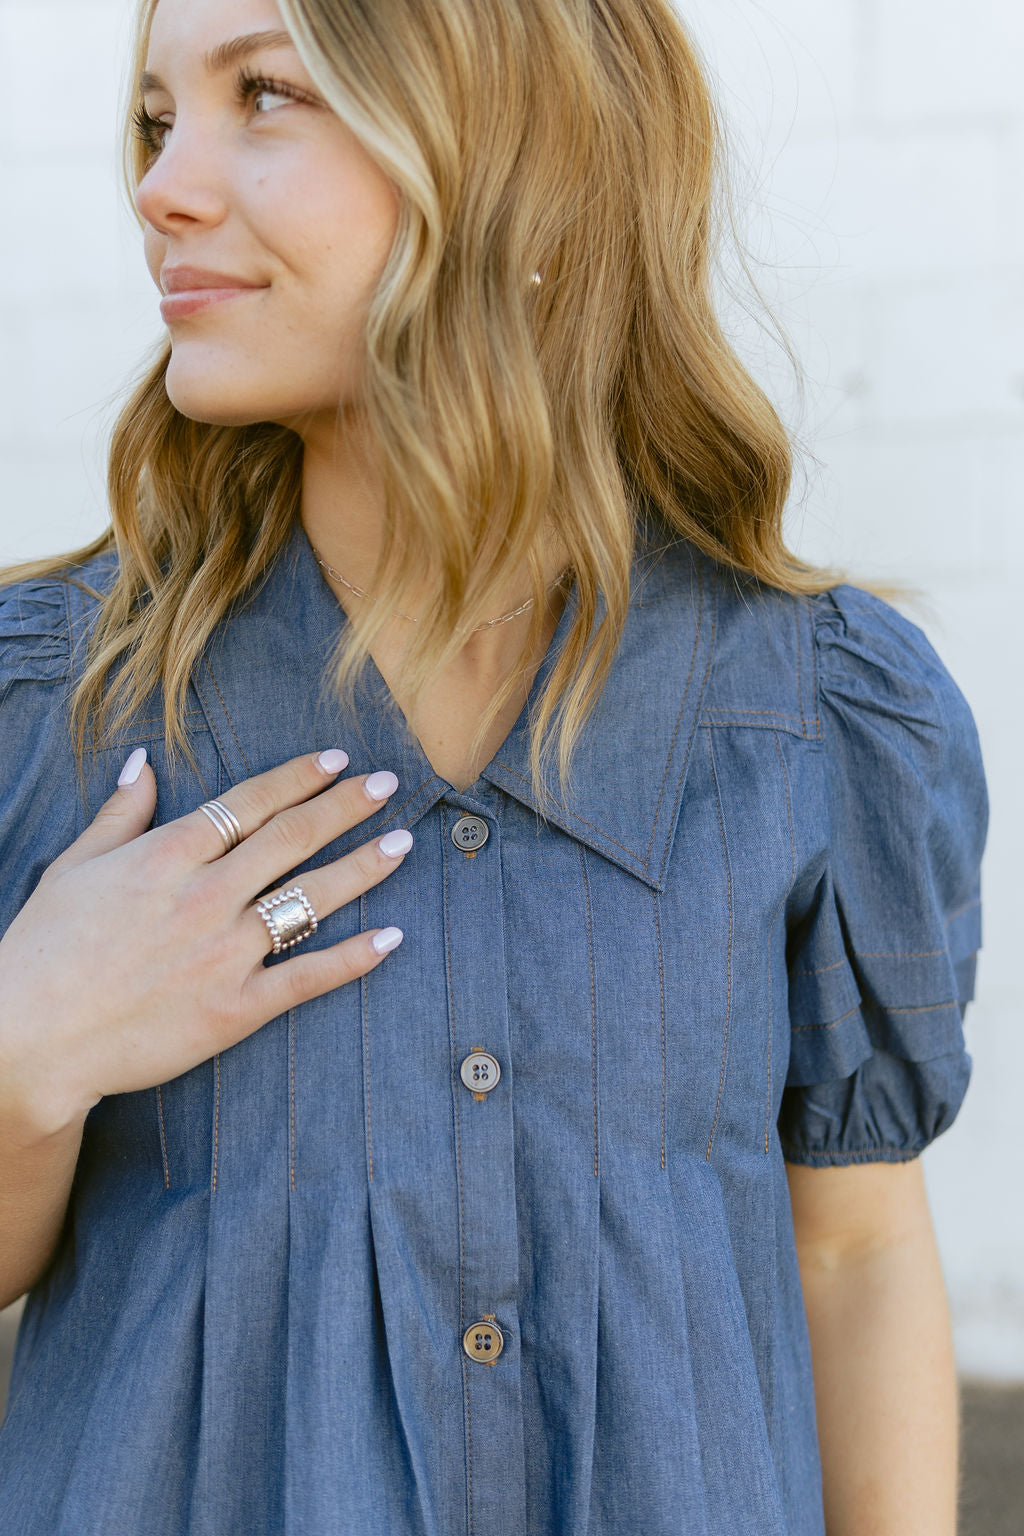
[0, 748, 411, 1135]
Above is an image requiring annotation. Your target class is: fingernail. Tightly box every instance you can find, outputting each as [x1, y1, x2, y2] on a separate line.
[378, 828, 413, 858]
[365, 770, 399, 801]
[371, 926, 404, 955]
[118, 747, 147, 786]
[316, 749, 349, 774]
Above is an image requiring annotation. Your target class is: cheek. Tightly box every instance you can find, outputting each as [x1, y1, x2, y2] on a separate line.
[281, 157, 400, 291]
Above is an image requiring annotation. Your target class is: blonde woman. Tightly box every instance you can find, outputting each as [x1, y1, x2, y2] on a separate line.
[0, 0, 987, 1531]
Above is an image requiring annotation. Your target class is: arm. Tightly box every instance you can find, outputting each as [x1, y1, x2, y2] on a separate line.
[0, 1089, 86, 1311]
[786, 1157, 959, 1536]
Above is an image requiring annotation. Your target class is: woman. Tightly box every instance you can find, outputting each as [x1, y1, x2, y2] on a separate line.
[0, 0, 988, 1531]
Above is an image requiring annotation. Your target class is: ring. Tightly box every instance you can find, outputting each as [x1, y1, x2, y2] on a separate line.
[199, 799, 244, 853]
[255, 886, 319, 956]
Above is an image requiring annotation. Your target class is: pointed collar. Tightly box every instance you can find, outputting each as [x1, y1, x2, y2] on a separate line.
[190, 515, 717, 891]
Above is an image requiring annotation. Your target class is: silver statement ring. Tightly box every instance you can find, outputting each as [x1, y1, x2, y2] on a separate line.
[198, 799, 244, 853]
[254, 886, 319, 956]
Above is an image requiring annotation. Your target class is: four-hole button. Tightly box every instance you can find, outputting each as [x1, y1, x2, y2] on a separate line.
[460, 1048, 501, 1098]
[451, 814, 489, 851]
[463, 1315, 504, 1364]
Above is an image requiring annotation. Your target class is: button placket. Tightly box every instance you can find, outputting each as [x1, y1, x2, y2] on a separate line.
[441, 801, 526, 1532]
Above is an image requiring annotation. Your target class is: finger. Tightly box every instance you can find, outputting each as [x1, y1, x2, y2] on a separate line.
[50, 748, 158, 871]
[167, 749, 351, 865]
[243, 925, 405, 1018]
[239, 827, 414, 968]
[216, 767, 401, 901]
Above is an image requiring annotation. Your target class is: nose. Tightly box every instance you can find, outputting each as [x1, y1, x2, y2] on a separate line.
[135, 123, 229, 235]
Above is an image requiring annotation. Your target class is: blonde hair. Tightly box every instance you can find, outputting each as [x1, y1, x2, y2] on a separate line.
[0, 0, 910, 806]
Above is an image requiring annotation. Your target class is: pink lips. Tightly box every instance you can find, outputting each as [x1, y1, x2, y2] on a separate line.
[159, 265, 268, 321]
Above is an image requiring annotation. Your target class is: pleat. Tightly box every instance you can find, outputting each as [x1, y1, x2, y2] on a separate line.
[668, 1159, 789, 1534]
[188, 1016, 292, 1533]
[281, 1180, 438, 1535]
[587, 1152, 712, 1536]
[51, 1192, 207, 1536]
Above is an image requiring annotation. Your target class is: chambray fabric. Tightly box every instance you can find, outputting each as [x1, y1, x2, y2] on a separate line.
[0, 513, 987, 1535]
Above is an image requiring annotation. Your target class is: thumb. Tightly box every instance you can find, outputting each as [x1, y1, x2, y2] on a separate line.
[57, 747, 158, 868]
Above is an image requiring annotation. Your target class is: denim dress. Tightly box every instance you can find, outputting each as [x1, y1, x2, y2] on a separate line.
[0, 515, 988, 1535]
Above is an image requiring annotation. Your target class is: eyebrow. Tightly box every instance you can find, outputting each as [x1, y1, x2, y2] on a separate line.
[140, 29, 298, 95]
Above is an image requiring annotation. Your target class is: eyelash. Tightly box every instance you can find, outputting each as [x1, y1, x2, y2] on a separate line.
[131, 68, 309, 155]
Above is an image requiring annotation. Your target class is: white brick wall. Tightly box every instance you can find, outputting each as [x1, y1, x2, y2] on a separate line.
[688, 0, 1024, 1380]
[1, 0, 1021, 1376]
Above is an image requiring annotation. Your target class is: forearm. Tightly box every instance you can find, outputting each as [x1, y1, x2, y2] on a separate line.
[796, 1219, 959, 1536]
[0, 1086, 85, 1311]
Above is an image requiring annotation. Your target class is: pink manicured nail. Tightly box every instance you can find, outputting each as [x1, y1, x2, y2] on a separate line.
[378, 829, 413, 858]
[316, 748, 349, 774]
[371, 926, 404, 955]
[365, 771, 399, 801]
[118, 747, 147, 785]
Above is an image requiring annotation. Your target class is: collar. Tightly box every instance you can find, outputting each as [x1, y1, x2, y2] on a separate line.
[191, 515, 716, 891]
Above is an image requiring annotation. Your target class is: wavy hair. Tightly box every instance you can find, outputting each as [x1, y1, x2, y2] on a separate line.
[0, 0, 907, 807]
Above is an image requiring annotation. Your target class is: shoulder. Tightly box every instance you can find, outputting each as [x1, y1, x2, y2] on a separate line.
[0, 576, 72, 686]
[811, 581, 967, 698]
[698, 567, 980, 756]
[0, 547, 119, 691]
[809, 583, 984, 791]
[696, 565, 819, 739]
[0, 549, 121, 941]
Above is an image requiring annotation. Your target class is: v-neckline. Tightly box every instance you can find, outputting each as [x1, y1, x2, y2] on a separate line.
[296, 519, 581, 798]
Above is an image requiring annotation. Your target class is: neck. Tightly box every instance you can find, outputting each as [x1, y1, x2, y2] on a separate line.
[297, 414, 571, 677]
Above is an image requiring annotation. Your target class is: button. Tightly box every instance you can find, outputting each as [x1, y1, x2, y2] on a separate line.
[463, 1315, 504, 1364]
[451, 814, 489, 851]
[460, 1048, 501, 1097]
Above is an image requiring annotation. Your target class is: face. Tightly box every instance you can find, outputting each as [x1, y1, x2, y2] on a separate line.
[137, 0, 401, 432]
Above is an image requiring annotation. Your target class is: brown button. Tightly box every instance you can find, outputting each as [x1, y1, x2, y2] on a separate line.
[459, 1048, 501, 1098]
[462, 1315, 504, 1365]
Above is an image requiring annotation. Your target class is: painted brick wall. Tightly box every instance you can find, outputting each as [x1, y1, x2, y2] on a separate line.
[683, 0, 1023, 1378]
[1, 0, 1020, 1375]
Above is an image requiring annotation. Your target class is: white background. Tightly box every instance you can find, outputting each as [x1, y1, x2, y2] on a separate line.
[1, 0, 1021, 1376]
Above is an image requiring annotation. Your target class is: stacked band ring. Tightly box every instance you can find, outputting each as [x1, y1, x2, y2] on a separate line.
[198, 799, 244, 853]
[255, 887, 319, 955]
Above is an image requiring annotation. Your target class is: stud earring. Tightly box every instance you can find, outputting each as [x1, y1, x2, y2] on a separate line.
[531, 270, 542, 286]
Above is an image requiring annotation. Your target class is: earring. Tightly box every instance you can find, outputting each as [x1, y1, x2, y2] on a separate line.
[531, 270, 542, 286]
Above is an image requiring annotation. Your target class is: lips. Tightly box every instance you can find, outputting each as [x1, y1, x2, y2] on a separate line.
[161, 265, 266, 294]
[158, 266, 270, 323]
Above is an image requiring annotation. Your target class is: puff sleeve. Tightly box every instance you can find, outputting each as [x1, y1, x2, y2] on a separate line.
[0, 577, 84, 945]
[777, 583, 988, 1166]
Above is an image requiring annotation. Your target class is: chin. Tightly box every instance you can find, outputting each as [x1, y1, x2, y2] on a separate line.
[163, 374, 286, 429]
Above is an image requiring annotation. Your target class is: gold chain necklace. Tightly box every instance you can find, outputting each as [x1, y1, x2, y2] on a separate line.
[311, 543, 574, 632]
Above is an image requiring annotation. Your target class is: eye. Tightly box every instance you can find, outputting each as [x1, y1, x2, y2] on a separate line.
[130, 69, 315, 160]
[234, 69, 310, 116]
[131, 103, 168, 157]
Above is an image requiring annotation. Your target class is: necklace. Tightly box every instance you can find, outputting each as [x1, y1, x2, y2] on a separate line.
[311, 543, 574, 632]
